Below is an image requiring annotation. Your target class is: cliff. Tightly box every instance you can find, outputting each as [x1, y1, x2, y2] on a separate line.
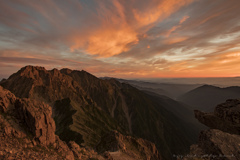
[0, 86, 103, 159]
[184, 99, 240, 160]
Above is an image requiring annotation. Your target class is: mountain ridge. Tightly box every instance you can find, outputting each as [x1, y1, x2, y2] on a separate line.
[0, 65, 202, 159]
[178, 84, 240, 111]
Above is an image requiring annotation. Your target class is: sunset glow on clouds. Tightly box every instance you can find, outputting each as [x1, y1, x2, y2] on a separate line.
[0, 0, 240, 78]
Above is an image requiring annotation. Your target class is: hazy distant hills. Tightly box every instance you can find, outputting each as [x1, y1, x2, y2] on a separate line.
[115, 78, 201, 99]
[114, 78, 240, 112]
[178, 85, 240, 111]
[0, 66, 203, 159]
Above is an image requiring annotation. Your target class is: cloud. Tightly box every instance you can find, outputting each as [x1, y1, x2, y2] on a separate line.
[68, 0, 194, 57]
[133, 0, 193, 27]
[164, 15, 190, 37]
[70, 25, 138, 57]
[164, 36, 189, 44]
[1, 0, 240, 78]
[179, 16, 189, 24]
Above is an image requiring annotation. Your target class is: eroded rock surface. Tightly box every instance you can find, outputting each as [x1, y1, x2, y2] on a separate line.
[0, 86, 103, 160]
[185, 99, 240, 160]
[194, 99, 240, 135]
[15, 98, 56, 145]
[97, 130, 162, 160]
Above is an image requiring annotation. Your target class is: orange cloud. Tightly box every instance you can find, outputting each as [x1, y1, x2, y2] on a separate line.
[164, 37, 188, 44]
[69, 1, 138, 57]
[165, 26, 181, 37]
[179, 16, 189, 24]
[69, 22, 139, 57]
[160, 51, 240, 77]
[165, 15, 190, 37]
[133, 0, 193, 27]
[84, 28, 138, 57]
[69, 0, 193, 57]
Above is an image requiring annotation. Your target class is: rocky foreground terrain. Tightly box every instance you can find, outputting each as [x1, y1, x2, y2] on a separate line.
[0, 85, 161, 159]
[183, 99, 240, 160]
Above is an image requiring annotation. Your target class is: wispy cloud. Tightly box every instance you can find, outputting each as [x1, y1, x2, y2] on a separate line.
[0, 0, 240, 78]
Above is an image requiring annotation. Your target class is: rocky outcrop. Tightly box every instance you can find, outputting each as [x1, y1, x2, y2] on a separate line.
[68, 141, 103, 159]
[0, 86, 104, 160]
[0, 86, 56, 146]
[185, 99, 240, 160]
[15, 98, 56, 145]
[96, 130, 161, 160]
[0, 86, 16, 113]
[194, 99, 240, 135]
[189, 129, 240, 160]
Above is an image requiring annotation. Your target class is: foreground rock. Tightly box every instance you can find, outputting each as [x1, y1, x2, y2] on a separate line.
[184, 99, 240, 160]
[0, 86, 103, 160]
[194, 99, 240, 135]
[1, 85, 161, 160]
[96, 130, 162, 160]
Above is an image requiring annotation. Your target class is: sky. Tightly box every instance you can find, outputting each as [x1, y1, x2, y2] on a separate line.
[0, 0, 240, 79]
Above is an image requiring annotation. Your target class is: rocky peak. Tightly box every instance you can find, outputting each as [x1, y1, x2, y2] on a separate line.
[50, 68, 61, 77]
[60, 68, 73, 75]
[18, 65, 47, 79]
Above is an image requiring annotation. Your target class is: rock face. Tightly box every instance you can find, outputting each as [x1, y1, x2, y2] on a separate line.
[15, 99, 56, 145]
[194, 99, 240, 135]
[96, 130, 162, 160]
[0, 86, 16, 113]
[0, 86, 104, 160]
[185, 99, 240, 160]
[0, 86, 56, 146]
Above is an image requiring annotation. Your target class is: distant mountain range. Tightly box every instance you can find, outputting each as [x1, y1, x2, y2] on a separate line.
[112, 78, 240, 112]
[178, 85, 240, 111]
[0, 66, 204, 159]
[113, 78, 202, 99]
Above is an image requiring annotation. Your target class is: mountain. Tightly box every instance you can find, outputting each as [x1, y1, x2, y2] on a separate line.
[0, 65, 201, 159]
[143, 91, 205, 128]
[0, 85, 162, 160]
[185, 99, 240, 160]
[178, 85, 240, 111]
[116, 79, 201, 99]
